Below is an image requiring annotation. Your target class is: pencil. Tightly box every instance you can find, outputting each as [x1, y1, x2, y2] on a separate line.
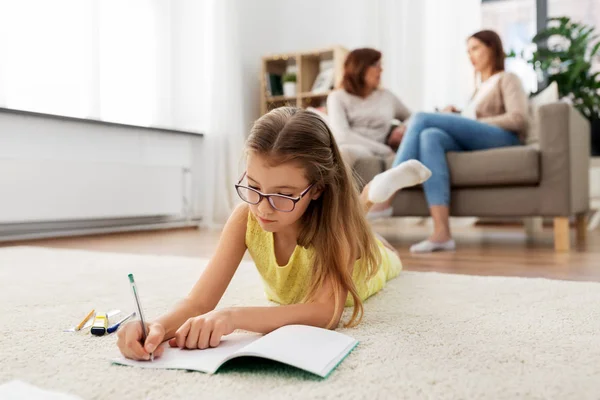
[75, 309, 95, 331]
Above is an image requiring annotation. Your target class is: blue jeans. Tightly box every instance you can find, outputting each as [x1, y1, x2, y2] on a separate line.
[392, 112, 520, 206]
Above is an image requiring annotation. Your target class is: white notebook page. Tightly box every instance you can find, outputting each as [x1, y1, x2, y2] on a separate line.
[0, 380, 82, 400]
[112, 333, 259, 374]
[238, 325, 357, 377]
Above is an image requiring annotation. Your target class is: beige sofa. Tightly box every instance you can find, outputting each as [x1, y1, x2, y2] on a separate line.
[352, 103, 590, 251]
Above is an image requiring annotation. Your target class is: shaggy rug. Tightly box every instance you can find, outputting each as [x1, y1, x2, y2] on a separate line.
[1, 246, 599, 399]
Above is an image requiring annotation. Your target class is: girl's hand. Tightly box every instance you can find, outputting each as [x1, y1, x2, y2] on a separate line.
[169, 309, 236, 350]
[116, 321, 166, 361]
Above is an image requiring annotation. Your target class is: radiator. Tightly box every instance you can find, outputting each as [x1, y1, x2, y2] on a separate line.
[0, 159, 188, 223]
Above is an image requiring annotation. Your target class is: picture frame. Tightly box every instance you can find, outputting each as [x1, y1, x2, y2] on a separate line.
[311, 68, 334, 94]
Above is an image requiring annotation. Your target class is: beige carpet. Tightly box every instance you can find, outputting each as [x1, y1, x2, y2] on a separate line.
[1, 246, 599, 400]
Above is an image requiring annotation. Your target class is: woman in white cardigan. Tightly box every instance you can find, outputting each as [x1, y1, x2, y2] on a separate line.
[327, 48, 411, 167]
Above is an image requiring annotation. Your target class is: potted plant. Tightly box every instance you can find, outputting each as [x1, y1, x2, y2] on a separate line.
[528, 17, 600, 155]
[282, 72, 297, 97]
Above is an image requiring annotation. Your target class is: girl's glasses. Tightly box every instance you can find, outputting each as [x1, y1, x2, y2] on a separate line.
[235, 172, 314, 212]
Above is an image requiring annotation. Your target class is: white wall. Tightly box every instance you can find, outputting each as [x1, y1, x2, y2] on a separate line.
[232, 0, 480, 129]
[235, 0, 383, 128]
[0, 111, 204, 226]
[168, 0, 428, 131]
[168, 0, 480, 142]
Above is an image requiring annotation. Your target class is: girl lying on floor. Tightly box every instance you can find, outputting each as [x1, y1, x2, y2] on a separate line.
[117, 107, 430, 360]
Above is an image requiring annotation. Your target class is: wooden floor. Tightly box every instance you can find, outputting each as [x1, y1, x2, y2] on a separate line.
[2, 218, 600, 282]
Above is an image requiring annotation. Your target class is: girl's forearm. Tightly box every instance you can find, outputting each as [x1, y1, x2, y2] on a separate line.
[155, 299, 211, 339]
[230, 303, 339, 334]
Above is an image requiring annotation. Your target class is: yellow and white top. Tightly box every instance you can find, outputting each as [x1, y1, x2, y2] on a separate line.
[245, 212, 402, 307]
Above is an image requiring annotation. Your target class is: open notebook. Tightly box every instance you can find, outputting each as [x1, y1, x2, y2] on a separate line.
[112, 325, 358, 378]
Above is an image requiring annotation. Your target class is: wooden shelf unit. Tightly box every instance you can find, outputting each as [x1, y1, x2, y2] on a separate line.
[260, 46, 348, 115]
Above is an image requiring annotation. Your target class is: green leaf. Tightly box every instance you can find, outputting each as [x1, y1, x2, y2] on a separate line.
[533, 27, 569, 43]
[590, 42, 600, 57]
[534, 47, 569, 61]
[551, 16, 571, 28]
[532, 31, 548, 42]
[533, 16, 600, 120]
[550, 16, 568, 23]
[568, 60, 587, 85]
[576, 25, 591, 36]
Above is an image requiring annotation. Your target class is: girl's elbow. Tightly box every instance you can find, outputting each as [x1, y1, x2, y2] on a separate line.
[324, 306, 344, 330]
[309, 302, 341, 329]
[320, 317, 340, 330]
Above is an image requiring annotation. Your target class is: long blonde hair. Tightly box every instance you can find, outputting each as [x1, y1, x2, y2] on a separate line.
[246, 107, 381, 327]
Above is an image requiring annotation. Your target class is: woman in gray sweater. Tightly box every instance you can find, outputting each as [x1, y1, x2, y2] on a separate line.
[327, 48, 411, 166]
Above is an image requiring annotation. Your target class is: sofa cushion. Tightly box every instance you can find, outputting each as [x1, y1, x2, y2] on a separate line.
[382, 145, 540, 187]
[448, 145, 540, 187]
[527, 82, 559, 144]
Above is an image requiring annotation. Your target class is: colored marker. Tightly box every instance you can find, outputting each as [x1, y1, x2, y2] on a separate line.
[107, 311, 136, 334]
[91, 313, 108, 336]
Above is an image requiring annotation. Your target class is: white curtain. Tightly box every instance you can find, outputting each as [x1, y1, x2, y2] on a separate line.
[97, 0, 172, 127]
[198, 0, 245, 227]
[421, 0, 481, 111]
[0, 0, 173, 128]
[0, 0, 92, 118]
[369, 0, 481, 112]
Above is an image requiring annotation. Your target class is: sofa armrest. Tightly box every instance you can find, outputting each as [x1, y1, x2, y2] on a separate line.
[538, 102, 590, 215]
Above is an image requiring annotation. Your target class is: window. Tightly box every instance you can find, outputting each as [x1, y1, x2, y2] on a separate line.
[482, 0, 600, 92]
[548, 0, 600, 31]
[481, 0, 539, 93]
[548, 0, 600, 72]
[0, 0, 92, 118]
[0, 0, 173, 128]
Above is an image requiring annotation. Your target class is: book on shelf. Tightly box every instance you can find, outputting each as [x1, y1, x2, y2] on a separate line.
[265, 73, 283, 97]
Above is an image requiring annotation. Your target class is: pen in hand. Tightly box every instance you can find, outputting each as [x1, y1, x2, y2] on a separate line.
[128, 274, 153, 361]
